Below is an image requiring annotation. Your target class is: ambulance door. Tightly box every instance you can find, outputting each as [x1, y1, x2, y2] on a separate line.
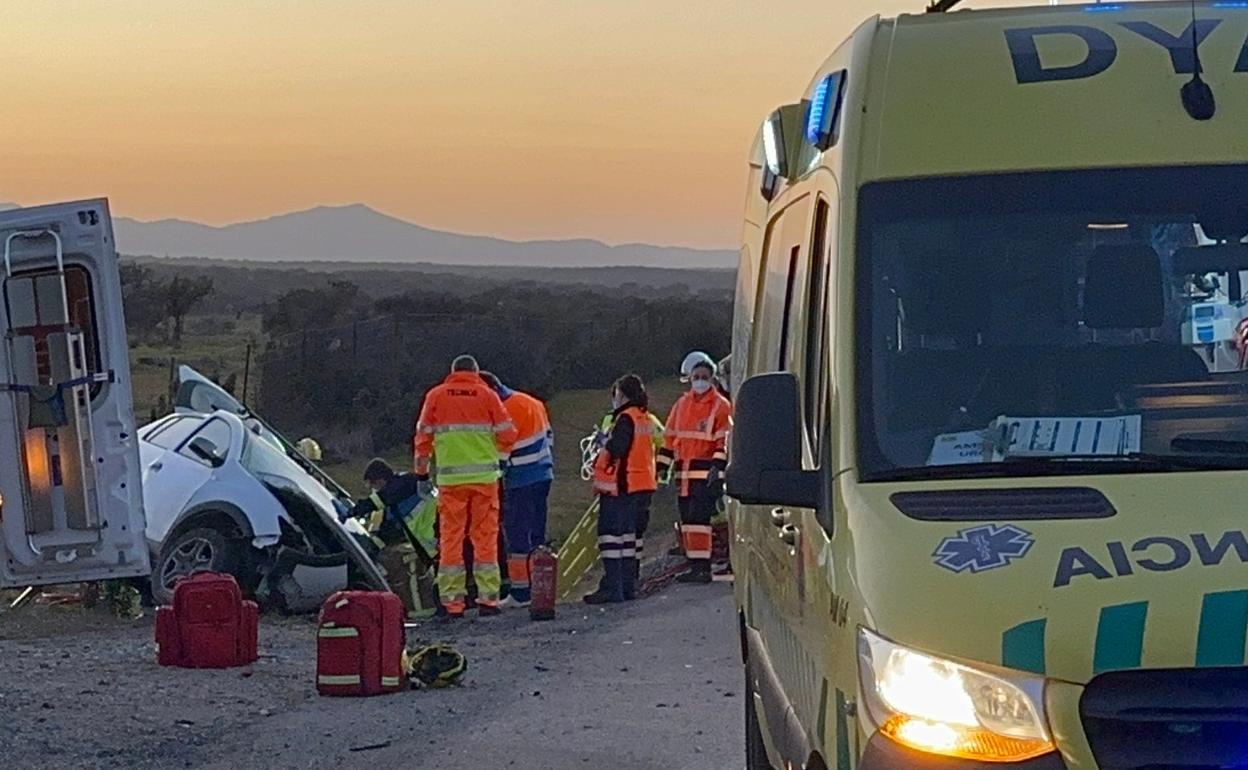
[743, 193, 817, 768]
[0, 200, 150, 587]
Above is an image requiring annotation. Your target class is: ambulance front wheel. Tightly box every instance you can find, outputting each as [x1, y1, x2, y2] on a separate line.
[152, 526, 246, 605]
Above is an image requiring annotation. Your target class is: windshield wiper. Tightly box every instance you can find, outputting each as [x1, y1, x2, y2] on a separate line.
[872, 452, 1248, 482]
[1171, 434, 1248, 455]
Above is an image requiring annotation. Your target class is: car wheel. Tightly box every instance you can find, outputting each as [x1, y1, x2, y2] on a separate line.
[746, 664, 774, 770]
[152, 526, 243, 605]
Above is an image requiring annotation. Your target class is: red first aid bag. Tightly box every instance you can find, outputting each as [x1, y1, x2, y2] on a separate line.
[156, 572, 258, 668]
[316, 591, 406, 696]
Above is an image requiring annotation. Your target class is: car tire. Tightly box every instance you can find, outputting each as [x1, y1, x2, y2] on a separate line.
[746, 664, 774, 770]
[152, 526, 245, 605]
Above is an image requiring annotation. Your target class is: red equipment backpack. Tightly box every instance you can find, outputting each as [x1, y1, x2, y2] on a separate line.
[155, 571, 259, 669]
[316, 591, 406, 697]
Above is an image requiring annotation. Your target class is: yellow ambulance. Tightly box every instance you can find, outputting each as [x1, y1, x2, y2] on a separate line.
[726, 2, 1248, 768]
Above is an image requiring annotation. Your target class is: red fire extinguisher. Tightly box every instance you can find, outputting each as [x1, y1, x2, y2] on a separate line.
[528, 545, 557, 621]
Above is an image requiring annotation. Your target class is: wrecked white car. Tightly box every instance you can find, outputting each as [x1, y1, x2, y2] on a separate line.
[140, 367, 387, 610]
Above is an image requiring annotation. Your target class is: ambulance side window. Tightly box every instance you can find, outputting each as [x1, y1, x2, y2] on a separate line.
[803, 199, 833, 457]
[753, 195, 812, 372]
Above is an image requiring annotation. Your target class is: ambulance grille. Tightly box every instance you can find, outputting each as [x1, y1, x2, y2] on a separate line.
[889, 487, 1114, 521]
[1080, 667, 1248, 769]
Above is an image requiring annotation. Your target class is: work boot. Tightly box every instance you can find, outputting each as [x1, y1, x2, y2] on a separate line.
[622, 559, 640, 601]
[677, 561, 712, 584]
[583, 560, 624, 604]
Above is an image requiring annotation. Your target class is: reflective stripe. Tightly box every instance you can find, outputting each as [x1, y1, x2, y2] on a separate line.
[677, 470, 710, 480]
[712, 451, 728, 461]
[439, 462, 502, 475]
[511, 448, 552, 466]
[424, 422, 497, 434]
[513, 433, 546, 450]
[598, 535, 631, 545]
[594, 480, 618, 494]
[317, 627, 360, 639]
[381, 676, 402, 687]
[712, 430, 729, 441]
[494, 421, 515, 433]
[666, 430, 714, 440]
[318, 675, 362, 685]
[334, 598, 349, 609]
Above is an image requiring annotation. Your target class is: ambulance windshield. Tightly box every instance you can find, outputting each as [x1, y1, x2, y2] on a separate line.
[857, 165, 1248, 481]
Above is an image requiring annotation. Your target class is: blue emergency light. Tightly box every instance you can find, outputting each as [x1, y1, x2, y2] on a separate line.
[805, 70, 846, 151]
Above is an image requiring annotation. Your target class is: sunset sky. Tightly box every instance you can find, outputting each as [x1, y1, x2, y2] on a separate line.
[6, 0, 1039, 250]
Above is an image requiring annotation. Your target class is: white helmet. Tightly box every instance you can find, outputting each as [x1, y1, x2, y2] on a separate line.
[680, 351, 717, 380]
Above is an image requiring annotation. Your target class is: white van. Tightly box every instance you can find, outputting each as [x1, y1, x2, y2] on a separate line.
[0, 200, 150, 587]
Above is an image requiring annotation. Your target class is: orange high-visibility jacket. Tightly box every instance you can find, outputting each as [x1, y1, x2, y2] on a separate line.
[414, 372, 518, 487]
[658, 389, 732, 497]
[593, 406, 658, 497]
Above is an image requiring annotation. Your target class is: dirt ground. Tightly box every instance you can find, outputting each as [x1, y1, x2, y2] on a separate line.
[0, 576, 742, 770]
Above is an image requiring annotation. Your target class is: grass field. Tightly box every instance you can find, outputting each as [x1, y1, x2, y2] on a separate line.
[129, 312, 263, 425]
[130, 316, 686, 545]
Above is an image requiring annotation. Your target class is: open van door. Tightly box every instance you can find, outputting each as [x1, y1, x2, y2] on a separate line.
[0, 200, 150, 587]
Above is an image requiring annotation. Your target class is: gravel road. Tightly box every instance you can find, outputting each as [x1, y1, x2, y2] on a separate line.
[0, 582, 742, 770]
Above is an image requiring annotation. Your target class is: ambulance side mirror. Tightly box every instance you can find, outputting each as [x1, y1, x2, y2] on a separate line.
[726, 372, 819, 509]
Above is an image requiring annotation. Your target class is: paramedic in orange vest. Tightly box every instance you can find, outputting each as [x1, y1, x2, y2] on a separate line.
[414, 355, 517, 619]
[585, 374, 657, 604]
[658, 352, 733, 584]
[479, 371, 554, 609]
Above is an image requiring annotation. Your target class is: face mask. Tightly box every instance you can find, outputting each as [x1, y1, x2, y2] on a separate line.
[691, 379, 712, 394]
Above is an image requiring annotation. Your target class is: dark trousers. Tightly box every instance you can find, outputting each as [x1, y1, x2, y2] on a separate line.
[597, 492, 651, 601]
[502, 480, 551, 602]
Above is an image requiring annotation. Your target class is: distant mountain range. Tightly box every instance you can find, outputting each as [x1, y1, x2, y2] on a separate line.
[94, 204, 732, 269]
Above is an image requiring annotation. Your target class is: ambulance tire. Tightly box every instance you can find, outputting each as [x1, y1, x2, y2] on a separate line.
[152, 526, 246, 606]
[745, 665, 774, 770]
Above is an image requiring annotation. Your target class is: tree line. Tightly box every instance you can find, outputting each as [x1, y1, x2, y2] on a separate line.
[120, 262, 215, 346]
[255, 280, 731, 460]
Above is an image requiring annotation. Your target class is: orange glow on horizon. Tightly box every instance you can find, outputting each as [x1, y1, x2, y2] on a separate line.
[2, 0, 1039, 251]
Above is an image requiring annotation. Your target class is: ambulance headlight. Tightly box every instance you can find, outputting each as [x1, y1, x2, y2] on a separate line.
[857, 628, 1054, 762]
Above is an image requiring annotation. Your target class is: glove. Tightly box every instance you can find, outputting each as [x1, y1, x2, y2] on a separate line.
[707, 466, 725, 496]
